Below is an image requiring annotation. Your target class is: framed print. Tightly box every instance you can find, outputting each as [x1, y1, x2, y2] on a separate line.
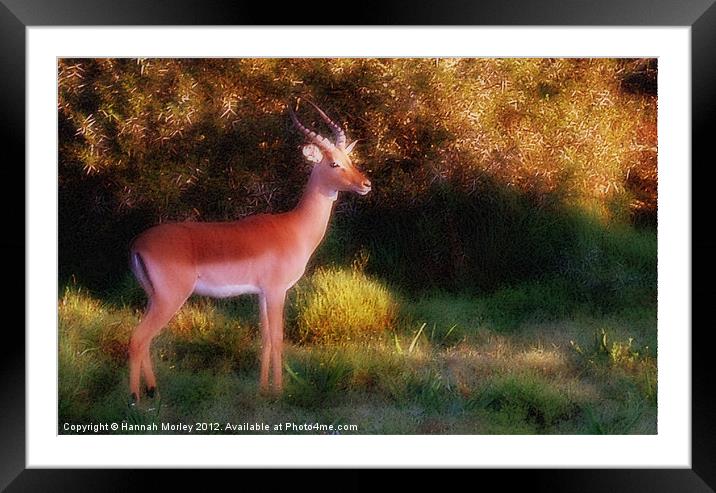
[6, 0, 715, 489]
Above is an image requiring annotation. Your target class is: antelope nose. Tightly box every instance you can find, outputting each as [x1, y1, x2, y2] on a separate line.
[363, 180, 372, 188]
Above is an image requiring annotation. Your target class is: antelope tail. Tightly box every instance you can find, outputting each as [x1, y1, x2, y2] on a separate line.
[130, 250, 155, 296]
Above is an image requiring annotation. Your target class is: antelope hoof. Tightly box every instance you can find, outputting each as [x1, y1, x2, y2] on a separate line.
[146, 386, 156, 399]
[129, 392, 138, 407]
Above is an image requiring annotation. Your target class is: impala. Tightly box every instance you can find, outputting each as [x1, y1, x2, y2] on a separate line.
[127, 100, 371, 403]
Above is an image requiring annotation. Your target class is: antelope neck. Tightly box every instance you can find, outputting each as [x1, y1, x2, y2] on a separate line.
[290, 172, 337, 253]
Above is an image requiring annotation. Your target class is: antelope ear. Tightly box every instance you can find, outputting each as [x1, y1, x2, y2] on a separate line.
[302, 144, 323, 163]
[344, 140, 358, 155]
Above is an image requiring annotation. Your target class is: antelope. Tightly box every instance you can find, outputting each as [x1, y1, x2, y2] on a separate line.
[127, 100, 371, 404]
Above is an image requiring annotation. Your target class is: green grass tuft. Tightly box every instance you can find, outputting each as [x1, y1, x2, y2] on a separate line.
[468, 372, 581, 433]
[291, 266, 400, 344]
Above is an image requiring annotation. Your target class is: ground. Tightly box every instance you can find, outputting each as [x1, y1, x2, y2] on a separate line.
[58, 275, 657, 435]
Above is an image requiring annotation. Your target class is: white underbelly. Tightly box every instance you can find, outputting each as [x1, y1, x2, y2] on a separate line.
[193, 279, 261, 298]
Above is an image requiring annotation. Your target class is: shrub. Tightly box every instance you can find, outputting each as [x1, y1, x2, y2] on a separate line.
[291, 267, 400, 344]
[58, 58, 657, 293]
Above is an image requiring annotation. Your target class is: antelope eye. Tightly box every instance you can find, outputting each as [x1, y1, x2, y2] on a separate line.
[330, 162, 340, 168]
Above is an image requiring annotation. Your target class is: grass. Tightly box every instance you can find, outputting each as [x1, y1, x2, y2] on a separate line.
[58, 263, 657, 434]
[467, 372, 581, 433]
[290, 266, 400, 344]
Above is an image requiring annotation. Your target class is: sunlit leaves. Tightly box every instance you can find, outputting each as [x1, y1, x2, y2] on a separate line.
[58, 57, 657, 227]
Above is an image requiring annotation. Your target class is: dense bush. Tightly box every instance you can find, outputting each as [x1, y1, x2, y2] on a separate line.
[58, 58, 657, 297]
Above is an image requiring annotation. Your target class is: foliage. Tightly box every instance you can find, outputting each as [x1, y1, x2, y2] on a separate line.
[58, 58, 657, 293]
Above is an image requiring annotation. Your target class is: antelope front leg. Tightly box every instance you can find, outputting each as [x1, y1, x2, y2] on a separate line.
[265, 290, 287, 394]
[258, 293, 271, 393]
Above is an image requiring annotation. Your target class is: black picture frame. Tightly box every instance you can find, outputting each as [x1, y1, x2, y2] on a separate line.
[4, 0, 714, 490]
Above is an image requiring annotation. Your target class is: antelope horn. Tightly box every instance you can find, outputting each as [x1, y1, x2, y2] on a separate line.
[289, 105, 335, 151]
[304, 99, 347, 149]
